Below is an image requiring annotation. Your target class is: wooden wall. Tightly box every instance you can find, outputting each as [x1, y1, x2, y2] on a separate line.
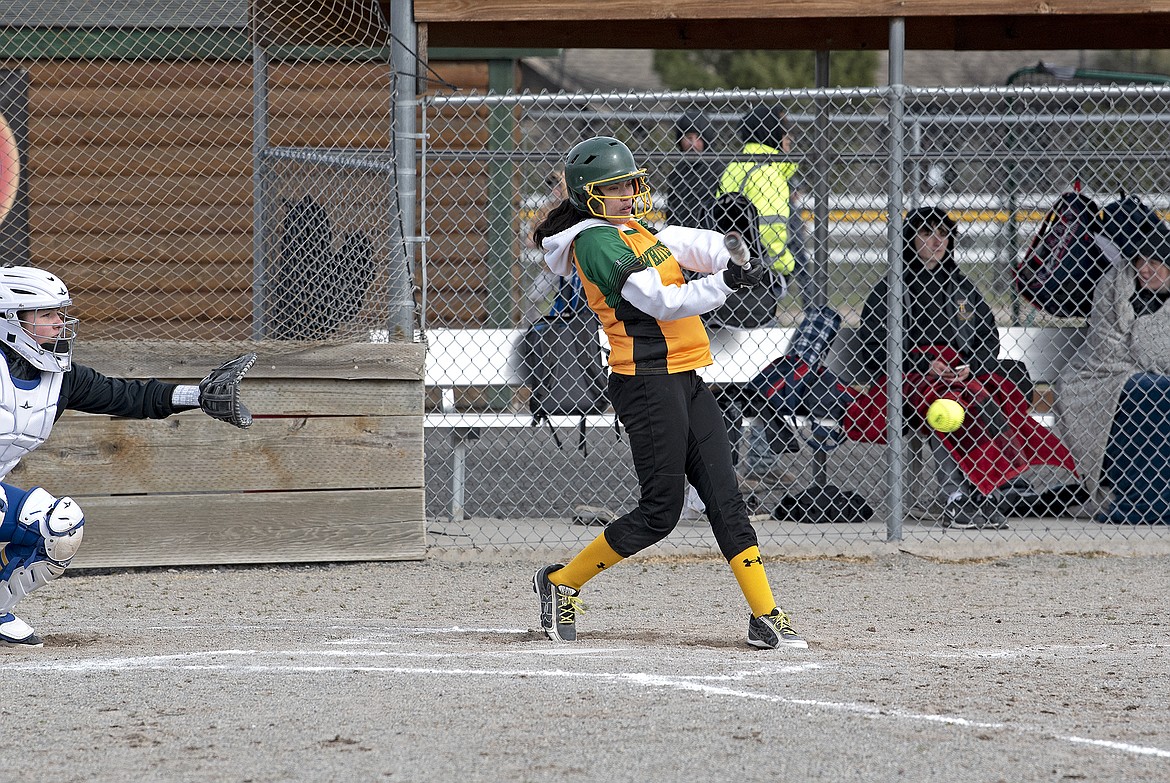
[419, 59, 519, 329]
[13, 341, 426, 568]
[0, 56, 430, 567]
[21, 58, 393, 340]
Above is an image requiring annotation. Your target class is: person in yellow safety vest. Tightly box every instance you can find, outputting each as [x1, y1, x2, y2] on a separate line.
[717, 103, 799, 276]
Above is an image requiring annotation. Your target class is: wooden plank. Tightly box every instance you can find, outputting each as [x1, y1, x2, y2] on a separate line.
[32, 175, 253, 207]
[72, 340, 425, 381]
[69, 488, 426, 568]
[413, 0, 1169, 22]
[75, 320, 254, 342]
[31, 86, 253, 117]
[425, 159, 490, 177]
[30, 114, 256, 147]
[429, 211, 525, 236]
[30, 145, 252, 178]
[419, 300, 490, 327]
[940, 14, 1170, 50]
[10, 413, 423, 494]
[243, 378, 424, 417]
[420, 121, 491, 148]
[426, 233, 488, 257]
[28, 61, 392, 91]
[67, 290, 252, 322]
[30, 114, 391, 149]
[28, 61, 252, 90]
[421, 14, 1170, 50]
[52, 260, 251, 293]
[32, 232, 251, 264]
[30, 203, 253, 235]
[266, 62, 397, 89]
[426, 60, 489, 90]
[32, 85, 393, 119]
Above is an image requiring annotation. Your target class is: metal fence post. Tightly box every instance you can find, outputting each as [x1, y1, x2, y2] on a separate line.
[886, 18, 907, 542]
[811, 51, 832, 487]
[250, 41, 269, 340]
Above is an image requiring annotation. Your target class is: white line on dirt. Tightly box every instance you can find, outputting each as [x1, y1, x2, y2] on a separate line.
[6, 648, 1168, 759]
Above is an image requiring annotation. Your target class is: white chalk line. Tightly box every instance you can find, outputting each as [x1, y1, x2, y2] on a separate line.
[113, 624, 1165, 659]
[9, 646, 1170, 760]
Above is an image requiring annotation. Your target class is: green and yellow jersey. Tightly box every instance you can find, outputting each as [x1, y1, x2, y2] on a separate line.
[572, 220, 712, 376]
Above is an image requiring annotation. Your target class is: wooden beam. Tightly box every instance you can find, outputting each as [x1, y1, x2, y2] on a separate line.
[422, 14, 1170, 51]
[413, 0, 1170, 22]
[73, 340, 425, 382]
[13, 412, 423, 494]
[70, 488, 426, 568]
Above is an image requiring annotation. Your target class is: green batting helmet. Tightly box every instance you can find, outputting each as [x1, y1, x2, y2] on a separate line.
[564, 136, 652, 219]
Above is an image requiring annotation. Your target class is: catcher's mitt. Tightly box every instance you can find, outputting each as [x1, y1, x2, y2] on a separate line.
[199, 352, 257, 428]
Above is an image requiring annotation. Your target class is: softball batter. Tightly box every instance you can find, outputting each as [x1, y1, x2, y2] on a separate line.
[530, 136, 807, 649]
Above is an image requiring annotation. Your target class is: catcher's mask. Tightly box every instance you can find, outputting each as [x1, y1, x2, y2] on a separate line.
[0, 266, 78, 372]
[564, 136, 652, 220]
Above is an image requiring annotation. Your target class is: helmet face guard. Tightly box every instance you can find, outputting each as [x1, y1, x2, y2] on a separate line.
[0, 266, 77, 372]
[13, 309, 78, 372]
[565, 136, 654, 220]
[578, 172, 652, 220]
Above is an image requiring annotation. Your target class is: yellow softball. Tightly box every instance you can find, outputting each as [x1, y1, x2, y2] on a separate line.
[926, 398, 965, 433]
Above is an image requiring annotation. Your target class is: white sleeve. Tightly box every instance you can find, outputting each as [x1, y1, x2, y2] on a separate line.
[620, 266, 733, 321]
[655, 225, 731, 274]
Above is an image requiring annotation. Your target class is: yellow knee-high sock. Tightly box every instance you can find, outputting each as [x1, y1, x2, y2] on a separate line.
[549, 532, 625, 592]
[729, 546, 777, 617]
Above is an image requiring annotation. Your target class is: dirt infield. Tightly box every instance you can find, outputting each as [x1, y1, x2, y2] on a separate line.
[9, 551, 1170, 782]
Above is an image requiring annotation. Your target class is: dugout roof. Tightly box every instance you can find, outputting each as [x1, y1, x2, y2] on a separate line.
[408, 0, 1170, 52]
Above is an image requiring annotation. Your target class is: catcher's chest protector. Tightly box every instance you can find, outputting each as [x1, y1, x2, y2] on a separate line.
[0, 360, 62, 480]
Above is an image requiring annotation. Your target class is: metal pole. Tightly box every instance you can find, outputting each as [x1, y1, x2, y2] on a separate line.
[485, 60, 517, 411]
[886, 18, 907, 542]
[486, 60, 516, 330]
[811, 50, 831, 485]
[391, 0, 418, 339]
[250, 40, 269, 341]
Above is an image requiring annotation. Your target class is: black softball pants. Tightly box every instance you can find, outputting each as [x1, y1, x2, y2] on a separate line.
[603, 370, 758, 561]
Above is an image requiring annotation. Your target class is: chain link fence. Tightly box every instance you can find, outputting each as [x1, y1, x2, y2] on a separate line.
[422, 84, 1170, 553]
[6, 3, 1169, 557]
[1, 1, 408, 346]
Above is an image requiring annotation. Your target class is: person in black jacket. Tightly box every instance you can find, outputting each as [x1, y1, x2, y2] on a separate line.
[664, 108, 722, 229]
[0, 265, 245, 646]
[854, 206, 1039, 529]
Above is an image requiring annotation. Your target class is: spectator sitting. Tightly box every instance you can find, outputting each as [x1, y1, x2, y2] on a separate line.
[844, 206, 1077, 529]
[1056, 214, 1170, 524]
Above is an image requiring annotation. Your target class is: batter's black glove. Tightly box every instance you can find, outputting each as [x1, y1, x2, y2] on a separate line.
[198, 352, 257, 428]
[723, 259, 768, 290]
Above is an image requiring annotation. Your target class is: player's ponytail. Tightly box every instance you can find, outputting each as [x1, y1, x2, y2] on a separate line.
[533, 200, 591, 245]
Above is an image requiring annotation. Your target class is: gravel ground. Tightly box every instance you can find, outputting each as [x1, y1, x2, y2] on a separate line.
[8, 551, 1170, 782]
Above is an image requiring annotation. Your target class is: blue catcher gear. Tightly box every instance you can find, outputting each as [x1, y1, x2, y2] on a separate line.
[0, 487, 84, 613]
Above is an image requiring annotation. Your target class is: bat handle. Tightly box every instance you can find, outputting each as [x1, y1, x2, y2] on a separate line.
[724, 231, 751, 269]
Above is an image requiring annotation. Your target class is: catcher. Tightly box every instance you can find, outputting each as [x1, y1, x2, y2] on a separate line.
[0, 265, 255, 646]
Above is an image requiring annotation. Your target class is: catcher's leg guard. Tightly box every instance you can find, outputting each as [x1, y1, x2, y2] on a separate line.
[0, 487, 84, 613]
